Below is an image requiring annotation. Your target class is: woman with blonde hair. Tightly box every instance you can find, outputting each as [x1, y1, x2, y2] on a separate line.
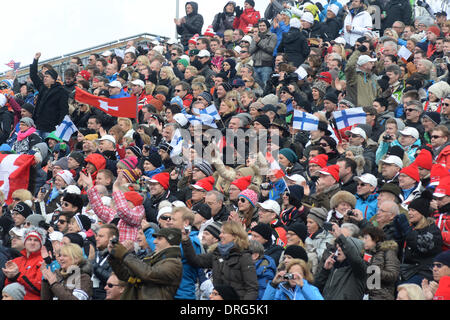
[184, 66, 198, 84]
[117, 117, 134, 140]
[136, 55, 151, 68]
[262, 258, 324, 300]
[181, 220, 259, 300]
[41, 243, 93, 300]
[396, 283, 426, 300]
[218, 99, 237, 129]
[191, 82, 207, 99]
[108, 124, 126, 159]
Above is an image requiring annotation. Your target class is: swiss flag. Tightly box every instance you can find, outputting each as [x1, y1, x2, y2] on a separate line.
[75, 87, 138, 118]
[0, 154, 35, 205]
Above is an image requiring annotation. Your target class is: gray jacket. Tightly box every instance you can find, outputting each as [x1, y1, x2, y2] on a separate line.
[249, 31, 277, 67]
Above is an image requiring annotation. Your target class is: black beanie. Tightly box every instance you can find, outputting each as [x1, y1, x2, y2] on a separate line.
[254, 115, 271, 129]
[214, 285, 240, 300]
[12, 202, 33, 218]
[251, 223, 273, 243]
[144, 153, 162, 169]
[288, 222, 308, 243]
[284, 245, 309, 262]
[408, 190, 433, 217]
[323, 92, 338, 104]
[287, 185, 304, 207]
[69, 151, 85, 166]
[74, 214, 92, 232]
[64, 233, 84, 248]
[192, 203, 212, 220]
[45, 69, 58, 81]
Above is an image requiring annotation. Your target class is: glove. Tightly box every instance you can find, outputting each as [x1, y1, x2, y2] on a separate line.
[111, 242, 129, 260]
[357, 45, 368, 53]
[235, 6, 243, 17]
[378, 75, 390, 91]
[416, 0, 424, 7]
[393, 214, 410, 237]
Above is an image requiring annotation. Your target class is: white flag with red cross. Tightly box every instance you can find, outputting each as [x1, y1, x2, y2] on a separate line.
[0, 154, 35, 205]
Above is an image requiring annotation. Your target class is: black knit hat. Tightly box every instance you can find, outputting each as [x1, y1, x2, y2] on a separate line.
[323, 91, 338, 104]
[408, 190, 433, 217]
[205, 221, 222, 240]
[214, 285, 240, 300]
[287, 222, 308, 243]
[74, 214, 92, 232]
[69, 151, 85, 166]
[251, 223, 273, 243]
[423, 112, 441, 125]
[144, 152, 162, 169]
[45, 69, 58, 81]
[13, 202, 33, 218]
[192, 203, 212, 220]
[127, 145, 142, 158]
[254, 115, 271, 129]
[64, 233, 84, 248]
[284, 245, 309, 262]
[158, 142, 173, 154]
[21, 103, 35, 114]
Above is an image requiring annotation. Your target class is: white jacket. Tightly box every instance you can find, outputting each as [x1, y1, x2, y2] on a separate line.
[343, 9, 373, 46]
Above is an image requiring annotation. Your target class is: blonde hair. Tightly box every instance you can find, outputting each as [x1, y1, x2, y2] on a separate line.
[108, 125, 125, 145]
[60, 243, 84, 266]
[220, 99, 237, 115]
[161, 66, 180, 86]
[136, 55, 151, 67]
[118, 118, 132, 131]
[192, 82, 207, 92]
[172, 207, 195, 225]
[185, 66, 199, 76]
[397, 284, 426, 300]
[285, 259, 314, 283]
[222, 221, 249, 251]
[12, 189, 33, 202]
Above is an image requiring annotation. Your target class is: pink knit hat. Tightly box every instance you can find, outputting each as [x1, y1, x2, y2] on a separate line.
[238, 189, 258, 207]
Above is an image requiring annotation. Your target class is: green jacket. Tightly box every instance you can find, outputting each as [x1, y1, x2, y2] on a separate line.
[109, 246, 182, 300]
[345, 50, 380, 107]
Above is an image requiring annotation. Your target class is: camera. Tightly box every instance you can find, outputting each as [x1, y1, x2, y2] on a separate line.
[283, 273, 294, 280]
[184, 225, 192, 234]
[382, 134, 393, 141]
[261, 183, 271, 191]
[347, 210, 355, 217]
[110, 236, 119, 245]
[323, 221, 334, 232]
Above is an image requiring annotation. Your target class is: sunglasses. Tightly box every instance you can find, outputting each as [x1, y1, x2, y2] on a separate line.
[159, 215, 171, 221]
[404, 108, 417, 112]
[240, 51, 248, 54]
[175, 89, 182, 92]
[171, 53, 178, 56]
[350, 134, 362, 138]
[319, 143, 329, 147]
[432, 263, 444, 269]
[106, 283, 121, 288]
[431, 135, 444, 139]
[357, 183, 368, 187]
[443, 103, 450, 107]
[239, 198, 248, 203]
[57, 219, 67, 224]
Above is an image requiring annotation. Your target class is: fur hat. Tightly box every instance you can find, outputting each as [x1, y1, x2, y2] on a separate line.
[330, 191, 357, 209]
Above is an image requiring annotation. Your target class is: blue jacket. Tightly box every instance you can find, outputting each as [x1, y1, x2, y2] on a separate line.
[143, 226, 157, 253]
[319, 0, 343, 21]
[175, 231, 202, 300]
[106, 73, 118, 83]
[270, 21, 290, 56]
[355, 193, 379, 221]
[144, 166, 164, 179]
[269, 178, 287, 201]
[262, 279, 324, 300]
[110, 89, 130, 99]
[376, 138, 421, 164]
[255, 255, 277, 300]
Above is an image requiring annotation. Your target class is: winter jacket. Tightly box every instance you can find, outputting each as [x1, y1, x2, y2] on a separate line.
[270, 21, 290, 56]
[4, 249, 43, 300]
[264, 0, 295, 20]
[364, 240, 400, 300]
[277, 27, 310, 68]
[233, 7, 261, 32]
[301, 22, 325, 39]
[381, 0, 413, 32]
[264, 241, 284, 266]
[263, 279, 324, 300]
[345, 50, 379, 108]
[249, 31, 277, 68]
[376, 138, 421, 164]
[41, 260, 93, 300]
[343, 7, 373, 46]
[401, 182, 424, 211]
[212, 2, 236, 34]
[355, 193, 379, 221]
[398, 217, 443, 281]
[321, 17, 342, 42]
[181, 238, 259, 300]
[314, 235, 366, 300]
[143, 190, 178, 223]
[91, 248, 112, 300]
[305, 228, 335, 275]
[177, 2, 204, 47]
[176, 232, 203, 300]
[30, 59, 69, 133]
[434, 202, 450, 251]
[0, 107, 14, 145]
[255, 255, 277, 299]
[109, 246, 182, 300]
[11, 130, 41, 154]
[303, 183, 341, 211]
[435, 144, 450, 168]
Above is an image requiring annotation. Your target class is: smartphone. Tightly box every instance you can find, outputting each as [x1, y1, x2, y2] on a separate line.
[323, 222, 334, 232]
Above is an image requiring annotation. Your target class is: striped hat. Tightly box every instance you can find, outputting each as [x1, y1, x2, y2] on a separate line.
[118, 156, 138, 171]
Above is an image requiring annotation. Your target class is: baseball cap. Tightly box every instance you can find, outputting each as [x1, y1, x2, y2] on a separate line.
[240, 35, 253, 44]
[101, 50, 112, 57]
[257, 200, 281, 216]
[380, 155, 403, 169]
[345, 127, 367, 140]
[198, 50, 211, 58]
[357, 55, 377, 66]
[399, 127, 419, 140]
[107, 80, 122, 89]
[286, 174, 306, 185]
[97, 134, 116, 145]
[130, 79, 145, 88]
[9, 227, 24, 238]
[354, 173, 378, 187]
[152, 228, 182, 246]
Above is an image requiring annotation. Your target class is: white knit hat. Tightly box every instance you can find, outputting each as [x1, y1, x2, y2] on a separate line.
[327, 4, 339, 17]
[56, 170, 75, 185]
[290, 17, 302, 29]
[300, 12, 314, 24]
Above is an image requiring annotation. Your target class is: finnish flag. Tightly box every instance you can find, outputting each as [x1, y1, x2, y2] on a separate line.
[292, 110, 319, 131]
[333, 108, 366, 130]
[192, 104, 221, 121]
[55, 115, 78, 142]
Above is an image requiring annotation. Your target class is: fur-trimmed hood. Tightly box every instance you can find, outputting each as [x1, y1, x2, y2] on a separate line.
[378, 240, 398, 252]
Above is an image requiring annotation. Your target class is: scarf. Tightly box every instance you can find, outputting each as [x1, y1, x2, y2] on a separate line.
[218, 241, 235, 259]
[17, 127, 36, 142]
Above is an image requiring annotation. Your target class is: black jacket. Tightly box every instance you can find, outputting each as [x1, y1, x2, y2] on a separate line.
[380, 0, 413, 32]
[91, 248, 112, 300]
[278, 27, 310, 68]
[30, 59, 69, 132]
[177, 2, 204, 47]
[212, 2, 236, 34]
[321, 17, 342, 42]
[0, 108, 14, 145]
[143, 190, 177, 223]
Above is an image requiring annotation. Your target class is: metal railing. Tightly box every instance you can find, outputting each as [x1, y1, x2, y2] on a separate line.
[0, 32, 170, 83]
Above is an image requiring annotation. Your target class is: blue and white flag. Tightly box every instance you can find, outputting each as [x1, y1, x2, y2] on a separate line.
[170, 129, 184, 157]
[333, 107, 366, 129]
[186, 113, 218, 128]
[192, 104, 221, 121]
[55, 115, 78, 142]
[292, 110, 319, 131]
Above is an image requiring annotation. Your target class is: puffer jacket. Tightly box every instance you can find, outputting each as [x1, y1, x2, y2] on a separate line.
[255, 255, 277, 300]
[233, 7, 261, 32]
[364, 240, 400, 300]
[305, 228, 335, 275]
[343, 6, 373, 46]
[262, 279, 324, 300]
[249, 31, 277, 68]
[277, 27, 310, 68]
[177, 2, 204, 47]
[109, 246, 182, 300]
[434, 202, 450, 251]
[314, 235, 366, 300]
[355, 193, 379, 221]
[212, 1, 236, 34]
[181, 239, 259, 300]
[41, 260, 93, 300]
[434, 144, 450, 168]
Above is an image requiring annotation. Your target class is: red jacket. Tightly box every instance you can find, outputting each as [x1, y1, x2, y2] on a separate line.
[233, 8, 261, 32]
[434, 213, 450, 251]
[4, 250, 43, 300]
[436, 145, 450, 168]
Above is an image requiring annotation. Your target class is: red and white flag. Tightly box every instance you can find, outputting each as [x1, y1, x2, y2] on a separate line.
[0, 154, 35, 205]
[74, 87, 137, 118]
[266, 152, 285, 179]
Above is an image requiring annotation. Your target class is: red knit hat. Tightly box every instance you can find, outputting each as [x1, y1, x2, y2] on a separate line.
[78, 70, 91, 81]
[434, 176, 450, 197]
[430, 163, 450, 187]
[319, 165, 340, 182]
[204, 25, 216, 37]
[191, 176, 215, 192]
[231, 176, 252, 191]
[318, 72, 333, 85]
[124, 191, 144, 207]
[149, 172, 170, 190]
[309, 154, 329, 168]
[400, 164, 420, 182]
[189, 34, 200, 45]
[428, 25, 441, 37]
[148, 96, 164, 112]
[413, 149, 433, 170]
